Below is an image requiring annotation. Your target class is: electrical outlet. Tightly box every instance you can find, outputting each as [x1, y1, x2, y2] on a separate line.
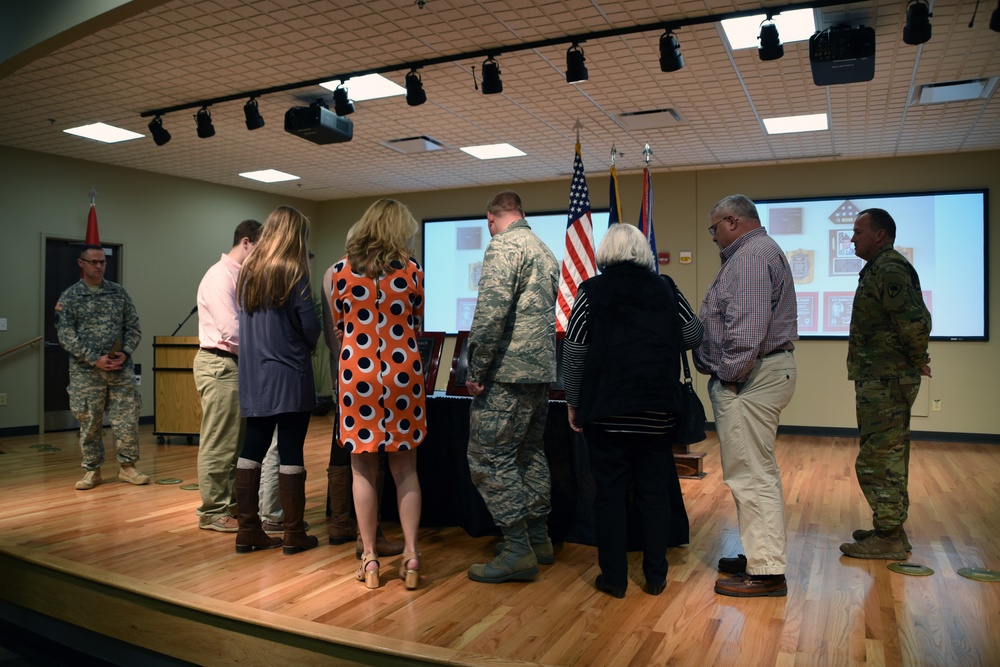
[932, 399, 941, 412]
[0, 318, 7, 331]
[0, 393, 6, 406]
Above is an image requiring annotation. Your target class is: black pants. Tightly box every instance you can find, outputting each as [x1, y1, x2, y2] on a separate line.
[583, 425, 678, 587]
[241, 411, 311, 467]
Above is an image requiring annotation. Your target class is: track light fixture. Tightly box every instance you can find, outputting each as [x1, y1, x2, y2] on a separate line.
[565, 43, 589, 83]
[195, 106, 215, 138]
[903, 0, 932, 44]
[992, 1, 1000, 32]
[481, 56, 503, 95]
[333, 83, 355, 116]
[758, 17, 784, 61]
[243, 97, 264, 130]
[405, 69, 427, 106]
[147, 115, 171, 146]
[659, 31, 684, 72]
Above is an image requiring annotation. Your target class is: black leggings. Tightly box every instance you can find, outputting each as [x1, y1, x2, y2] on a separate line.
[241, 411, 311, 467]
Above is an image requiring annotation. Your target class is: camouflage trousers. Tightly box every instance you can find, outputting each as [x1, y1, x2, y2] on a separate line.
[69, 372, 142, 470]
[855, 377, 920, 532]
[467, 382, 551, 528]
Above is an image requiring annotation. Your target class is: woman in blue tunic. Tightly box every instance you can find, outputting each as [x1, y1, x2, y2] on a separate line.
[234, 205, 321, 556]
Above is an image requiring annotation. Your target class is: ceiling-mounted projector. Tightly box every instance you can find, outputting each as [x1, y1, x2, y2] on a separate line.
[284, 103, 354, 144]
[809, 24, 876, 86]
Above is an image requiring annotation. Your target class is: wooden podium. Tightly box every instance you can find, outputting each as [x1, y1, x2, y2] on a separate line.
[153, 336, 201, 444]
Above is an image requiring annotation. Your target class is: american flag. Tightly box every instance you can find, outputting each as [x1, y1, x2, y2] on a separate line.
[608, 162, 622, 227]
[637, 165, 657, 266]
[556, 142, 596, 332]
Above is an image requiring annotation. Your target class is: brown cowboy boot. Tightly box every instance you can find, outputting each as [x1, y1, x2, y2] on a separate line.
[234, 466, 282, 554]
[279, 470, 319, 555]
[327, 465, 356, 545]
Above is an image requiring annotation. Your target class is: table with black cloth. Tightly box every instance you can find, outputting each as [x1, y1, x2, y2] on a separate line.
[381, 393, 690, 550]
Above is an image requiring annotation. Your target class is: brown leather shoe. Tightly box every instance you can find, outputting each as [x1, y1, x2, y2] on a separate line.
[714, 573, 787, 597]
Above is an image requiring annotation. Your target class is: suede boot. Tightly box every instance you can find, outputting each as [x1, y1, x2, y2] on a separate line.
[235, 467, 282, 554]
[355, 469, 404, 558]
[853, 526, 912, 551]
[493, 515, 555, 564]
[327, 465, 356, 545]
[280, 470, 319, 555]
[468, 519, 539, 583]
[840, 528, 908, 560]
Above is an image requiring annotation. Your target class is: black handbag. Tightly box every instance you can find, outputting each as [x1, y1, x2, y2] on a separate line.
[675, 349, 707, 445]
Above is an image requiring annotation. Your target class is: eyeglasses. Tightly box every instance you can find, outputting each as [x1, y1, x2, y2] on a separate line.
[708, 215, 735, 237]
[80, 258, 107, 266]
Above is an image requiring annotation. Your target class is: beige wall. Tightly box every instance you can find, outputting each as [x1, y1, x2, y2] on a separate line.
[1, 145, 996, 437]
[0, 145, 319, 432]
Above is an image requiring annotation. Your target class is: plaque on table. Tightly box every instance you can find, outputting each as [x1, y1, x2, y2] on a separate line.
[549, 333, 566, 400]
[446, 331, 471, 396]
[416, 332, 444, 394]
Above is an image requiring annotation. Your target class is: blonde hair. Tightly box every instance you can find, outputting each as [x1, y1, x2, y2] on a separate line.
[345, 198, 417, 277]
[596, 223, 655, 271]
[237, 205, 311, 313]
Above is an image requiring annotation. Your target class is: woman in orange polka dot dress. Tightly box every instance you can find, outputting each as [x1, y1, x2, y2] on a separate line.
[331, 199, 425, 590]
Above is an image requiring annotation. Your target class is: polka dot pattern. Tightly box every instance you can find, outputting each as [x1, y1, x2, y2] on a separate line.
[331, 256, 427, 454]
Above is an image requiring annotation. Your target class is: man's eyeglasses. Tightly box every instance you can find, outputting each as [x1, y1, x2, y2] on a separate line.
[80, 258, 107, 266]
[708, 215, 735, 237]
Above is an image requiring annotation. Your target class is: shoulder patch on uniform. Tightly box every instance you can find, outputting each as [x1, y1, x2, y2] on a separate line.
[887, 283, 902, 298]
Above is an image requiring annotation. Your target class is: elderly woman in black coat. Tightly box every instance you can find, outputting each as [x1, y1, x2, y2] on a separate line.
[562, 223, 702, 598]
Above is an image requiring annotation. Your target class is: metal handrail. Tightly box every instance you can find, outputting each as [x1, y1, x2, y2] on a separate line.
[0, 336, 42, 359]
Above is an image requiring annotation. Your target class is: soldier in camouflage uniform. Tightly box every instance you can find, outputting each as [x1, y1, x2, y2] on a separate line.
[465, 191, 560, 584]
[55, 245, 150, 490]
[841, 209, 931, 559]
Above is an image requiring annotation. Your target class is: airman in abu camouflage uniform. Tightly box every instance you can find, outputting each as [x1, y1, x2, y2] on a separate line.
[465, 190, 559, 584]
[55, 245, 150, 490]
[841, 209, 931, 560]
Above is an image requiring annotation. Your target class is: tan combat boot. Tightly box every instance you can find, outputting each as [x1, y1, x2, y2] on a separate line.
[75, 468, 102, 490]
[118, 463, 151, 485]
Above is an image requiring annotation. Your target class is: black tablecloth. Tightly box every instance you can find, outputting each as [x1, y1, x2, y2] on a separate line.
[381, 393, 690, 549]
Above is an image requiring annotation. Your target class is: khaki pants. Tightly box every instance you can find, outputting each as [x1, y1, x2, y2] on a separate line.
[709, 351, 796, 575]
[194, 350, 243, 519]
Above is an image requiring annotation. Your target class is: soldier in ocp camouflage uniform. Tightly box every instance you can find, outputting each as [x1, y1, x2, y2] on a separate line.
[465, 191, 559, 584]
[841, 209, 931, 559]
[55, 245, 150, 490]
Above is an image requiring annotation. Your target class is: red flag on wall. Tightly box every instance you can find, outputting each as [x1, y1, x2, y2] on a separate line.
[85, 203, 101, 245]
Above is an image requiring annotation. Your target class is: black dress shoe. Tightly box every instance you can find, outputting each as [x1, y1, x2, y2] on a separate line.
[718, 553, 748, 574]
[595, 574, 626, 599]
[645, 579, 666, 596]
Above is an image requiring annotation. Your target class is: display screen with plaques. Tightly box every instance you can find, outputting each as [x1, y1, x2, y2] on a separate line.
[446, 331, 566, 399]
[757, 189, 987, 340]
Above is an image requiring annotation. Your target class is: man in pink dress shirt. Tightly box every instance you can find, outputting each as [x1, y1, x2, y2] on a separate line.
[194, 219, 261, 531]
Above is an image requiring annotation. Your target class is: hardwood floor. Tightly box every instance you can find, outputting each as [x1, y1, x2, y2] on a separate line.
[1, 422, 998, 666]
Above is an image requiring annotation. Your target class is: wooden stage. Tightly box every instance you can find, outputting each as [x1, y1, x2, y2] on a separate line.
[1, 420, 998, 666]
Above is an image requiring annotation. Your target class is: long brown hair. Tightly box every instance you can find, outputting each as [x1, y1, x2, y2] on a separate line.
[345, 198, 417, 278]
[237, 205, 311, 313]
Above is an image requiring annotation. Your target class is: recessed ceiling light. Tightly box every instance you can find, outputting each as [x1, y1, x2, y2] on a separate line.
[460, 143, 526, 160]
[320, 73, 405, 101]
[239, 169, 300, 183]
[915, 77, 999, 104]
[721, 9, 816, 50]
[63, 122, 144, 143]
[763, 113, 829, 135]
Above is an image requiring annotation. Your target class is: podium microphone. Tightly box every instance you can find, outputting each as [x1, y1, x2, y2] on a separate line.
[171, 305, 198, 336]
